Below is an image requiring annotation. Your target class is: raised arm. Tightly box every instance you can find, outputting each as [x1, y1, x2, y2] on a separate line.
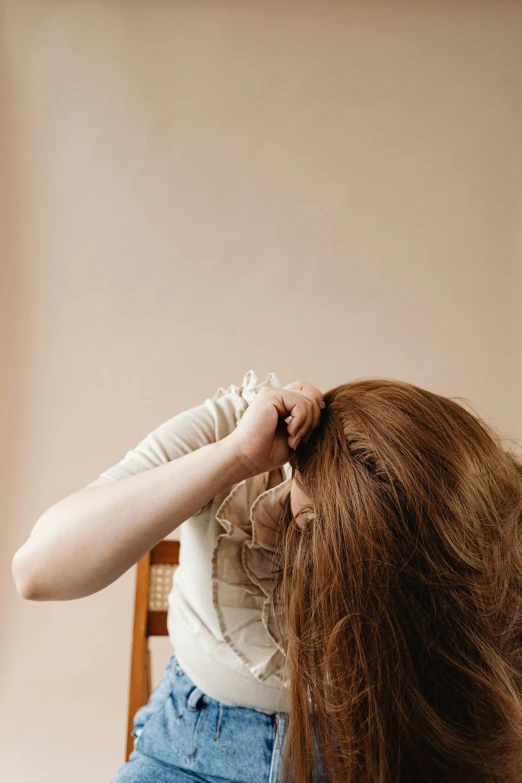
[12, 419, 248, 602]
[11, 371, 324, 603]
[11, 375, 256, 602]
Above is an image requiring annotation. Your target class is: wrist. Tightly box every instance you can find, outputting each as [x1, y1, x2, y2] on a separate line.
[215, 436, 255, 485]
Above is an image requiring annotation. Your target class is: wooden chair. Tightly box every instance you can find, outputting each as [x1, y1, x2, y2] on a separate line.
[125, 539, 180, 761]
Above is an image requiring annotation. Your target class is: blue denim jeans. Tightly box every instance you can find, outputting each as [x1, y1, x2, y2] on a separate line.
[110, 652, 291, 783]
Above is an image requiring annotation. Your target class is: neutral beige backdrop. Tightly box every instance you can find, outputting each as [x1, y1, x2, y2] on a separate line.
[1, 1, 521, 781]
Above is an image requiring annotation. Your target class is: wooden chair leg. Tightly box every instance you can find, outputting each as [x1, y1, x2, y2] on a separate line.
[125, 552, 151, 762]
[145, 646, 152, 703]
[124, 541, 179, 762]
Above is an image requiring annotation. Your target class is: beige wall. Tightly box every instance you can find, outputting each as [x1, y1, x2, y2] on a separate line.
[1, 1, 521, 780]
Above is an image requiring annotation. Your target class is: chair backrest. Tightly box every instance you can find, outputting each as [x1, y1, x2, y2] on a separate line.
[125, 539, 179, 761]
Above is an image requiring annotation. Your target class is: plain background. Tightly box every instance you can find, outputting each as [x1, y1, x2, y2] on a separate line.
[1, 1, 521, 781]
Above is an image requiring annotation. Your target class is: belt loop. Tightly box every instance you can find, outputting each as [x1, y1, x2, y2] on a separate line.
[168, 654, 179, 679]
[187, 686, 205, 711]
[171, 653, 184, 677]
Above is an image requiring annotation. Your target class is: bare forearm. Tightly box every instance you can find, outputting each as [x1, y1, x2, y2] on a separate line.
[12, 438, 248, 601]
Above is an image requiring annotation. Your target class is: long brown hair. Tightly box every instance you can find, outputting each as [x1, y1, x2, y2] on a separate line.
[271, 378, 522, 783]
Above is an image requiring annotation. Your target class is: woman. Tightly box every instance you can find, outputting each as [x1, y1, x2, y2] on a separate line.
[12, 370, 522, 782]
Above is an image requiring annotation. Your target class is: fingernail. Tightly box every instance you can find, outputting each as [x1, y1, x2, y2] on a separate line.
[320, 400, 326, 409]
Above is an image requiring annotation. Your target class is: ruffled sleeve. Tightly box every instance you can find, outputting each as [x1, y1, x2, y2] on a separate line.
[210, 368, 282, 405]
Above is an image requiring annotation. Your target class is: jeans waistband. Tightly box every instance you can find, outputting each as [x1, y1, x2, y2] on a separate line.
[169, 651, 288, 734]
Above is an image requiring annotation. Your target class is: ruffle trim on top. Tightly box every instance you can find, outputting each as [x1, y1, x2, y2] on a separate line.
[210, 369, 293, 683]
[210, 368, 281, 408]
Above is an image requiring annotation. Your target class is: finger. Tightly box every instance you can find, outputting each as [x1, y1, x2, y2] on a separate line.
[287, 402, 312, 446]
[283, 380, 325, 411]
[283, 383, 324, 431]
[266, 389, 314, 447]
[287, 401, 313, 448]
[286, 393, 320, 447]
[285, 388, 322, 442]
[296, 388, 323, 434]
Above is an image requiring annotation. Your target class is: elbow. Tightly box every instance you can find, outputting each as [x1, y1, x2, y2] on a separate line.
[12, 547, 43, 601]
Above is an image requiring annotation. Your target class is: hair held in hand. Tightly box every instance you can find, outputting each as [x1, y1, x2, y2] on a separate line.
[270, 378, 522, 783]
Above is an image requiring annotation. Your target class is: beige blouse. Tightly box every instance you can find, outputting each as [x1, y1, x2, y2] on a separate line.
[100, 369, 293, 714]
